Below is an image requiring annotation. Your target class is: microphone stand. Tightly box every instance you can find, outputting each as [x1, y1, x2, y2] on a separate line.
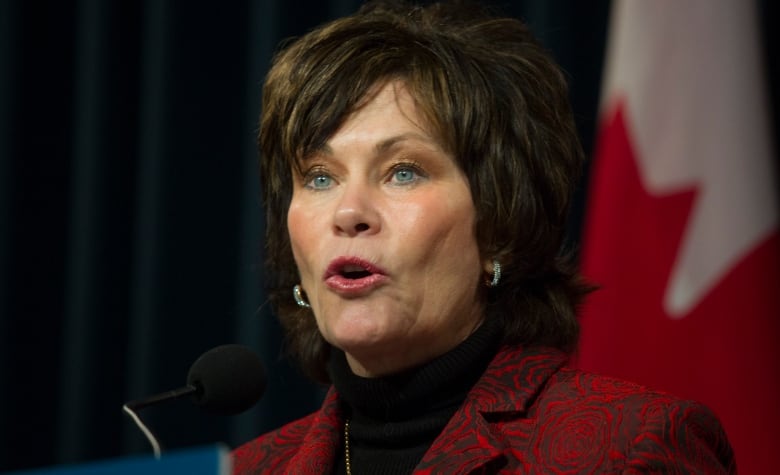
[122, 385, 198, 459]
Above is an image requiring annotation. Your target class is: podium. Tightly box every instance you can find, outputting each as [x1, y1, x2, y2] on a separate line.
[5, 445, 230, 475]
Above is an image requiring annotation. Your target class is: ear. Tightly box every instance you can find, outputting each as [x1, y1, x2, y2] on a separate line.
[482, 258, 495, 274]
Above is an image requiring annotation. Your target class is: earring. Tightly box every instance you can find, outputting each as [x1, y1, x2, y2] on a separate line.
[293, 284, 311, 308]
[486, 260, 501, 287]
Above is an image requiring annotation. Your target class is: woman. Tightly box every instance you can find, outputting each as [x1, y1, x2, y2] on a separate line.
[233, 1, 735, 473]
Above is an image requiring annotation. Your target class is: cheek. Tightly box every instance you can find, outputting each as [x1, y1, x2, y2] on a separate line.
[393, 192, 479, 265]
[287, 202, 316, 274]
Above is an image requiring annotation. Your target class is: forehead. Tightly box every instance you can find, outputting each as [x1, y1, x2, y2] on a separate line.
[293, 80, 440, 167]
[327, 81, 429, 145]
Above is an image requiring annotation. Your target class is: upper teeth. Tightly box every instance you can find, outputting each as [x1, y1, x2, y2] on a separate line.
[343, 264, 366, 272]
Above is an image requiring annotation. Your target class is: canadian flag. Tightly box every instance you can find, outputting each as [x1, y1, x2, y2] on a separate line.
[577, 0, 779, 473]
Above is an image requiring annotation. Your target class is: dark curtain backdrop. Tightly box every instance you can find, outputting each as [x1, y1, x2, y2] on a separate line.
[0, 0, 776, 472]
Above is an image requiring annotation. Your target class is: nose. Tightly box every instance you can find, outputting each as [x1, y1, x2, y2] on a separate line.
[333, 184, 381, 237]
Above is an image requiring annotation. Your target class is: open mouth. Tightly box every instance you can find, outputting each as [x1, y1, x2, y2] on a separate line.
[340, 264, 373, 280]
[325, 257, 386, 281]
[325, 257, 387, 293]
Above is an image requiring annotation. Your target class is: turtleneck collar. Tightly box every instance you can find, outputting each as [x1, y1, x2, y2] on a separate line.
[326, 318, 503, 475]
[328, 316, 502, 429]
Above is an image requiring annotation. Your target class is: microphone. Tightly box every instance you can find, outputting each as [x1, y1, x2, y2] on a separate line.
[123, 344, 267, 458]
[187, 344, 267, 415]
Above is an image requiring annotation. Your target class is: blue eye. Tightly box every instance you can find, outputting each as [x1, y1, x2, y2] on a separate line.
[391, 166, 419, 184]
[306, 174, 333, 190]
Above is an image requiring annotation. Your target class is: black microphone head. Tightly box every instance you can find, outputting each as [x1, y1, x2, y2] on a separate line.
[186, 344, 267, 416]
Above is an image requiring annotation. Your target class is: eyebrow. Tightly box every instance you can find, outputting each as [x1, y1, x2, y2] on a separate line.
[314, 132, 437, 158]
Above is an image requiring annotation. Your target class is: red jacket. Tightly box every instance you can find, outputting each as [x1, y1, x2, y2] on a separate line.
[232, 346, 735, 474]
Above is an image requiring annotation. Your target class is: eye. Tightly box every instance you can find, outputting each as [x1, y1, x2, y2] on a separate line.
[303, 171, 334, 190]
[389, 163, 425, 185]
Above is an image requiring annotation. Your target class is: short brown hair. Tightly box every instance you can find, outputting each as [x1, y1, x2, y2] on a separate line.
[259, 0, 590, 383]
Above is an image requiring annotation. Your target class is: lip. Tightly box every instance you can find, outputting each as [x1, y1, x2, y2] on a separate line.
[324, 256, 388, 295]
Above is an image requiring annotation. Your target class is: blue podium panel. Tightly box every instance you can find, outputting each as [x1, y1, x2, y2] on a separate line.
[5, 445, 230, 475]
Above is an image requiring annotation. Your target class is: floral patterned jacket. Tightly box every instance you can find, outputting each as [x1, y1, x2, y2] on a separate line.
[232, 346, 735, 474]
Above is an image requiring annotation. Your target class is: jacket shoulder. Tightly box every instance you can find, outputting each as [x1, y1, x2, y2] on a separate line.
[527, 368, 735, 473]
[231, 413, 316, 474]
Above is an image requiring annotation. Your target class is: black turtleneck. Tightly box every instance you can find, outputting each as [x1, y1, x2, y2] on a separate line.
[328, 318, 502, 475]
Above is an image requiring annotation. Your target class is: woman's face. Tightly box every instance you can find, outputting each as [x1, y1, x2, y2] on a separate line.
[288, 81, 488, 377]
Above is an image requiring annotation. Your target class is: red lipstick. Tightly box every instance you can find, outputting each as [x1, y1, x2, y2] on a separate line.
[324, 256, 387, 295]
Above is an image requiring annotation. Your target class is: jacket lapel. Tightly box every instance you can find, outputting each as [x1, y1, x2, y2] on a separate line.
[285, 388, 343, 473]
[414, 346, 569, 474]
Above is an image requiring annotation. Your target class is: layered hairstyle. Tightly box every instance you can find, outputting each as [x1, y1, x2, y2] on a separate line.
[259, 0, 591, 382]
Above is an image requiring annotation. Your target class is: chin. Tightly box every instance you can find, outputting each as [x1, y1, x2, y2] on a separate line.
[328, 319, 389, 349]
[325, 312, 399, 352]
